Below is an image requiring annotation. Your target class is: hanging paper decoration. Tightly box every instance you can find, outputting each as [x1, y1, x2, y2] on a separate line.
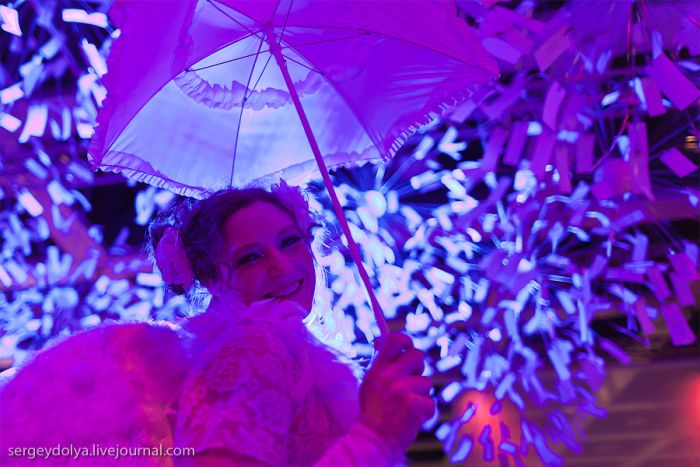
[0, 1, 191, 370]
[312, 0, 699, 463]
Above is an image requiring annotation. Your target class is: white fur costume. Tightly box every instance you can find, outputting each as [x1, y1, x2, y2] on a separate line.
[0, 300, 400, 466]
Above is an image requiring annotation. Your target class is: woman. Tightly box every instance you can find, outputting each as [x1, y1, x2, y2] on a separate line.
[0, 184, 433, 466]
[151, 184, 435, 466]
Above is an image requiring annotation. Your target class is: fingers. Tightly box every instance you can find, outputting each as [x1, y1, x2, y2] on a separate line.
[390, 348, 425, 376]
[393, 375, 433, 396]
[373, 333, 415, 367]
[409, 393, 437, 421]
[377, 333, 413, 355]
[381, 377, 434, 428]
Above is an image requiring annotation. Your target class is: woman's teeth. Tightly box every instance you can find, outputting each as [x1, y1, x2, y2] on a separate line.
[268, 281, 301, 299]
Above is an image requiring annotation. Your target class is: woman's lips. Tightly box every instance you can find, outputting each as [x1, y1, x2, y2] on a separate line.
[264, 280, 303, 299]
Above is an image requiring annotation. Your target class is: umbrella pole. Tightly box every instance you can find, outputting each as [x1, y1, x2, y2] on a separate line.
[267, 32, 390, 337]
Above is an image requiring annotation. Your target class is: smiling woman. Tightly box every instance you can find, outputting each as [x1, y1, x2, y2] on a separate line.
[146, 184, 435, 466]
[149, 185, 320, 302]
[221, 201, 316, 310]
[0, 185, 434, 466]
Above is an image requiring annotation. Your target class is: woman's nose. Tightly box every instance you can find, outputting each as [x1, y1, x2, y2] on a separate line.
[267, 249, 294, 276]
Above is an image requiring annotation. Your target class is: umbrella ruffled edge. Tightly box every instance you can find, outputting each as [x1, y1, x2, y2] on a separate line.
[93, 151, 387, 200]
[384, 83, 484, 161]
[90, 80, 484, 200]
[93, 161, 213, 200]
[88, 0, 199, 170]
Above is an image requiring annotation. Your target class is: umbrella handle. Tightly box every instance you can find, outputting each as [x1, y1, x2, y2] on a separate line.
[266, 29, 390, 337]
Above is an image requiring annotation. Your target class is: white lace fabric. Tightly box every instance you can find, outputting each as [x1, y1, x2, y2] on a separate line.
[174, 300, 360, 466]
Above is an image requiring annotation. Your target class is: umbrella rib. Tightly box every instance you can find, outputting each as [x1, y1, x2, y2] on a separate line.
[188, 33, 257, 72]
[207, 0, 263, 38]
[282, 24, 496, 75]
[281, 53, 322, 75]
[271, 24, 496, 159]
[278, 32, 371, 52]
[187, 33, 367, 73]
[276, 0, 294, 47]
[96, 162, 209, 198]
[230, 35, 267, 187]
[276, 36, 385, 159]
[188, 34, 365, 73]
[249, 54, 274, 96]
[205, 1, 494, 74]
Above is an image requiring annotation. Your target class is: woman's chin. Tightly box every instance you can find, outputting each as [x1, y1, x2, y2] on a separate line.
[290, 297, 313, 317]
[251, 295, 310, 316]
[272, 286, 313, 316]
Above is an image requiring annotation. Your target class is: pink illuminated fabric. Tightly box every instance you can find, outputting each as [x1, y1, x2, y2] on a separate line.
[175, 299, 363, 465]
[88, 0, 497, 198]
[0, 300, 395, 465]
[0, 323, 191, 466]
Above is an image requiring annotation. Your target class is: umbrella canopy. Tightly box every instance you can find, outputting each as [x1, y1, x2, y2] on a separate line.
[89, 0, 498, 334]
[88, 0, 498, 198]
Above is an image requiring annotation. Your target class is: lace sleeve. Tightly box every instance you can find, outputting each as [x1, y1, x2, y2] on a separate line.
[175, 325, 296, 465]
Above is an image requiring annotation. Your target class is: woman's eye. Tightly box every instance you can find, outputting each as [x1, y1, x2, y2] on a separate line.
[236, 252, 261, 267]
[281, 235, 302, 248]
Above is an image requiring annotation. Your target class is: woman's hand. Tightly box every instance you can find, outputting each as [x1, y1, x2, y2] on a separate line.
[359, 333, 435, 455]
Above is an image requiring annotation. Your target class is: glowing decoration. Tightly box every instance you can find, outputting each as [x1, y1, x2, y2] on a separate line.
[16, 190, 44, 217]
[61, 9, 109, 28]
[0, 112, 21, 132]
[80, 39, 108, 77]
[312, 0, 699, 453]
[0, 83, 24, 105]
[0, 5, 21, 36]
[0, 1, 191, 370]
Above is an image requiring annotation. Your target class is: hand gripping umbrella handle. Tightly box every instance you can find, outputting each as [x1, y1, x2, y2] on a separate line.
[266, 29, 390, 337]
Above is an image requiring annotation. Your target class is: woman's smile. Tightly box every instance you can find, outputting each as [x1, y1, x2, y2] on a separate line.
[221, 201, 316, 310]
[264, 279, 303, 300]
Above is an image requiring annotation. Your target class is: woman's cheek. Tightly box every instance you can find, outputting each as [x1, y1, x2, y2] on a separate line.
[245, 266, 267, 301]
[228, 270, 255, 304]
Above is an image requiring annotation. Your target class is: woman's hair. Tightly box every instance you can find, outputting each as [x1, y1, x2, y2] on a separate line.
[148, 184, 321, 296]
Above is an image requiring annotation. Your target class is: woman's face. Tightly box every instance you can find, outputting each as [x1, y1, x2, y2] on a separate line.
[218, 201, 316, 311]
